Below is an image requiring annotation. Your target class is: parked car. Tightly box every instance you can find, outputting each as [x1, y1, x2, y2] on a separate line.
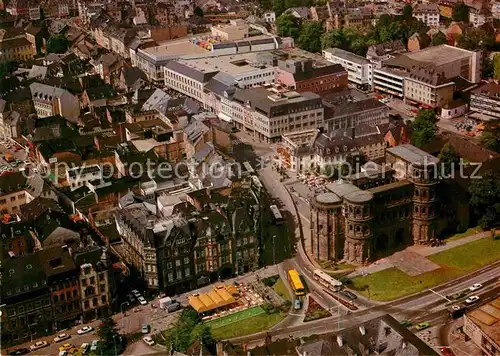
[90, 340, 99, 352]
[465, 295, 480, 304]
[59, 343, 75, 352]
[399, 320, 411, 327]
[415, 322, 431, 331]
[469, 284, 483, 292]
[294, 299, 301, 310]
[138, 296, 148, 305]
[167, 302, 181, 313]
[341, 290, 357, 300]
[142, 324, 150, 334]
[127, 293, 135, 303]
[80, 342, 90, 353]
[143, 336, 155, 346]
[77, 326, 93, 335]
[30, 341, 49, 351]
[54, 333, 71, 342]
[131, 289, 141, 297]
[440, 346, 455, 356]
[9, 348, 29, 355]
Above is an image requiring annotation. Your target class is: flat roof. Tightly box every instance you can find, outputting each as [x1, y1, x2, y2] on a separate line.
[387, 144, 440, 165]
[323, 48, 370, 65]
[467, 296, 500, 346]
[406, 45, 474, 66]
[326, 181, 363, 198]
[140, 40, 208, 61]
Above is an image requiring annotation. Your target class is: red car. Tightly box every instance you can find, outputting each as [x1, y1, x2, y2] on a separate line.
[440, 347, 455, 356]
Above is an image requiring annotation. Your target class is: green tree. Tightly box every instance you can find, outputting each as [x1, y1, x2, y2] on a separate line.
[458, 28, 496, 51]
[276, 13, 301, 39]
[379, 21, 405, 42]
[192, 324, 215, 349]
[469, 171, 500, 228]
[297, 21, 324, 52]
[194, 6, 204, 17]
[402, 4, 413, 20]
[321, 28, 348, 50]
[410, 110, 437, 147]
[0, 61, 17, 77]
[438, 143, 460, 175]
[97, 317, 120, 354]
[479, 131, 500, 153]
[482, 55, 493, 79]
[494, 53, 500, 80]
[431, 31, 448, 46]
[452, 3, 469, 23]
[46, 34, 70, 54]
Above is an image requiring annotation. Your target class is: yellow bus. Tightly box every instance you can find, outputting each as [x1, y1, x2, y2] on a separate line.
[287, 269, 305, 296]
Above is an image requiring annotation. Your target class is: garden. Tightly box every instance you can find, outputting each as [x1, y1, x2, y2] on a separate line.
[304, 297, 331, 322]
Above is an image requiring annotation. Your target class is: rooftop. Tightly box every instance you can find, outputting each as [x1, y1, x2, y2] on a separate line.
[323, 47, 371, 65]
[467, 296, 500, 346]
[387, 144, 440, 165]
[472, 82, 500, 98]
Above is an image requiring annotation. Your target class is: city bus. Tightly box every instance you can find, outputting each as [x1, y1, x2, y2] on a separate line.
[287, 269, 305, 296]
[270, 205, 284, 225]
[313, 269, 343, 292]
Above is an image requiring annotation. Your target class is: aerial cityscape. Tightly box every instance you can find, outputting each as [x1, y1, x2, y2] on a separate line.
[0, 0, 499, 354]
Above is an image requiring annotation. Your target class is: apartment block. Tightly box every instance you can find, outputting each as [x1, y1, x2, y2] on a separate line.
[404, 68, 454, 108]
[413, 3, 440, 26]
[322, 48, 372, 89]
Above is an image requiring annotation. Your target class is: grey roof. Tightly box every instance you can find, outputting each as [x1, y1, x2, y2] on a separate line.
[414, 3, 440, 13]
[184, 118, 210, 144]
[344, 189, 374, 203]
[212, 42, 237, 49]
[315, 192, 342, 205]
[28, 65, 48, 79]
[122, 66, 147, 88]
[30, 82, 71, 100]
[285, 6, 311, 18]
[142, 88, 171, 112]
[387, 144, 440, 165]
[193, 142, 214, 163]
[326, 181, 362, 198]
[407, 67, 453, 86]
[326, 98, 388, 119]
[323, 48, 370, 65]
[250, 38, 274, 45]
[165, 60, 218, 83]
[205, 72, 237, 96]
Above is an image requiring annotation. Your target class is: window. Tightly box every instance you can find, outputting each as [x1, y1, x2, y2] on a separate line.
[101, 295, 107, 304]
[185, 267, 190, 276]
[175, 259, 181, 267]
[93, 298, 98, 307]
[84, 301, 90, 310]
[90, 277, 95, 284]
[183, 257, 189, 264]
[11, 197, 16, 202]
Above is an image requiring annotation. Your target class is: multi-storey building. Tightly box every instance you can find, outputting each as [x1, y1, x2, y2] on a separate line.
[29, 82, 80, 123]
[404, 68, 454, 108]
[469, 82, 500, 120]
[1, 253, 53, 344]
[0, 172, 47, 215]
[322, 48, 372, 90]
[0, 37, 35, 62]
[310, 144, 466, 264]
[413, 3, 440, 26]
[73, 246, 116, 321]
[38, 246, 81, 330]
[372, 67, 409, 98]
[463, 296, 500, 356]
[323, 97, 390, 131]
[231, 87, 324, 142]
[66, 164, 103, 191]
[275, 58, 348, 94]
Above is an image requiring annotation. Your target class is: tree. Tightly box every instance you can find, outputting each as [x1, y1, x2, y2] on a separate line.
[410, 110, 437, 147]
[438, 143, 460, 175]
[46, 34, 70, 54]
[276, 13, 301, 39]
[402, 4, 413, 20]
[431, 31, 448, 46]
[452, 3, 469, 23]
[479, 131, 500, 153]
[321, 28, 348, 50]
[193, 6, 204, 17]
[458, 28, 496, 51]
[482, 55, 493, 79]
[494, 54, 500, 80]
[0, 61, 17, 78]
[97, 317, 120, 354]
[192, 324, 215, 349]
[469, 171, 500, 228]
[297, 21, 324, 53]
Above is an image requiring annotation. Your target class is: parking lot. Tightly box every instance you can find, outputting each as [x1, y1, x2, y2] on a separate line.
[0, 140, 31, 175]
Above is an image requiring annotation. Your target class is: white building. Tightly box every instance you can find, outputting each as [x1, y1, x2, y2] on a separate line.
[372, 67, 409, 98]
[29, 82, 80, 123]
[263, 11, 276, 23]
[413, 3, 440, 26]
[66, 165, 103, 191]
[322, 48, 372, 89]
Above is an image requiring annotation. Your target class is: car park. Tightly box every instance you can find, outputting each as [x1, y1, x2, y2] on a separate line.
[30, 341, 49, 351]
[54, 333, 71, 342]
[143, 336, 155, 346]
[465, 295, 480, 304]
[415, 322, 431, 331]
[469, 284, 482, 292]
[77, 325, 93, 334]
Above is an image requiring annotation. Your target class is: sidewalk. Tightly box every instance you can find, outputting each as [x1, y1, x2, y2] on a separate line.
[348, 231, 491, 278]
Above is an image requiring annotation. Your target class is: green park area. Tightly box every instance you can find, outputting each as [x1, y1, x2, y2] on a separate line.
[445, 226, 483, 242]
[204, 306, 266, 329]
[352, 237, 500, 301]
[272, 278, 292, 302]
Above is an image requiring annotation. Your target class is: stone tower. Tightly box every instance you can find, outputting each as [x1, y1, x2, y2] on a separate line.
[310, 192, 344, 261]
[410, 161, 438, 244]
[343, 190, 374, 264]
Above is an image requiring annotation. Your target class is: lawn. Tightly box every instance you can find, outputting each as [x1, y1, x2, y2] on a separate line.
[209, 312, 286, 340]
[352, 238, 500, 301]
[272, 278, 292, 302]
[204, 306, 265, 329]
[445, 226, 483, 242]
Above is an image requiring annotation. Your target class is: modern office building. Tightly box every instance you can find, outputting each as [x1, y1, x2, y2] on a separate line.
[469, 82, 500, 121]
[322, 48, 373, 89]
[372, 67, 409, 98]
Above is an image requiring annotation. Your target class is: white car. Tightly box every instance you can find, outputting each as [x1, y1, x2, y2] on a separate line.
[143, 336, 155, 346]
[465, 295, 480, 304]
[77, 326, 93, 335]
[138, 296, 148, 305]
[30, 341, 49, 350]
[54, 333, 71, 342]
[80, 342, 90, 353]
[90, 340, 99, 352]
[469, 283, 483, 292]
[131, 289, 141, 297]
